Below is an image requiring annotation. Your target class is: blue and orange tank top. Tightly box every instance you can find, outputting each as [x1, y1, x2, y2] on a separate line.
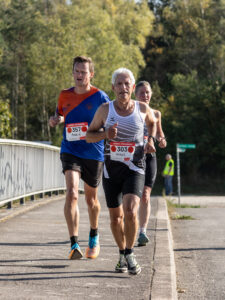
[57, 86, 110, 161]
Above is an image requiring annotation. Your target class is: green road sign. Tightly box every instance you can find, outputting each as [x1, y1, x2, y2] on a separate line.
[177, 148, 186, 152]
[177, 144, 196, 149]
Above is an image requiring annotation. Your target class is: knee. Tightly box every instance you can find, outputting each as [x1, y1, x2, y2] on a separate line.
[66, 188, 78, 204]
[86, 197, 100, 210]
[141, 187, 151, 204]
[124, 209, 136, 222]
[110, 215, 123, 227]
[141, 194, 150, 204]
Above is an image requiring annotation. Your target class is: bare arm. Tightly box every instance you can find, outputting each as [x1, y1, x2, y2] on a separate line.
[145, 105, 157, 138]
[86, 102, 119, 143]
[154, 110, 167, 148]
[86, 104, 107, 143]
[140, 102, 156, 153]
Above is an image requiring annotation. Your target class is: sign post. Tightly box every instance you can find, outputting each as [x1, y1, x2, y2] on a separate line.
[176, 144, 196, 204]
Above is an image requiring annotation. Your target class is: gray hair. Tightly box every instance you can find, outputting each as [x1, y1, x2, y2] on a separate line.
[166, 154, 172, 160]
[112, 68, 135, 85]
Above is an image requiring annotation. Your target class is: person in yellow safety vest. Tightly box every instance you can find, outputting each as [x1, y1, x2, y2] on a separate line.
[163, 154, 174, 195]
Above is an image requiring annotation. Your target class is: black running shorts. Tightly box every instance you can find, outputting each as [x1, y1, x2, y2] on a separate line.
[103, 160, 145, 208]
[145, 153, 157, 188]
[60, 152, 103, 188]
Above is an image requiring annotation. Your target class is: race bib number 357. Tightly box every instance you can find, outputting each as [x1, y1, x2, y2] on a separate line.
[66, 122, 88, 141]
[110, 142, 135, 162]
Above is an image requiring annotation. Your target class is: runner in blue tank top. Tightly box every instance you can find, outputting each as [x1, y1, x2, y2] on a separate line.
[49, 56, 110, 260]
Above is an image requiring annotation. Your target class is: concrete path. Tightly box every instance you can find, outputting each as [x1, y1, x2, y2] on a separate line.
[0, 190, 177, 300]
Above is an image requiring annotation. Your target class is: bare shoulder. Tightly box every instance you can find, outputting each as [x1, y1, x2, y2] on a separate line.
[153, 109, 161, 118]
[95, 101, 109, 123]
[101, 101, 109, 113]
[102, 101, 110, 108]
[98, 101, 109, 113]
[138, 101, 149, 113]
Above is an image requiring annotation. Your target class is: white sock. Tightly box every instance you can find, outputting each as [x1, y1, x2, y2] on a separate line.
[139, 228, 146, 234]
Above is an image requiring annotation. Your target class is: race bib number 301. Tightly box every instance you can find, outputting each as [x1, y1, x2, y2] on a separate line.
[66, 122, 88, 141]
[110, 142, 135, 162]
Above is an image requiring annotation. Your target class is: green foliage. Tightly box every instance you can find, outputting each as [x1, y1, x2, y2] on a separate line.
[0, 99, 12, 138]
[0, 0, 154, 143]
[171, 72, 225, 174]
[142, 0, 225, 189]
[1, 0, 224, 192]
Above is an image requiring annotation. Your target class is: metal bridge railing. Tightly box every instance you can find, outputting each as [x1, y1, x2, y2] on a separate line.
[0, 139, 68, 208]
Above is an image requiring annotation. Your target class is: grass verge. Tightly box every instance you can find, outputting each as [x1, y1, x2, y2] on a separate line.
[166, 198, 199, 220]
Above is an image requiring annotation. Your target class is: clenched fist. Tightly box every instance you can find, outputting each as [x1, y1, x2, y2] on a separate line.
[49, 115, 63, 127]
[106, 123, 118, 139]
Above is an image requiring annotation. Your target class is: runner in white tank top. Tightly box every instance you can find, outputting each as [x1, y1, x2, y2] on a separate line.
[104, 100, 145, 174]
[86, 68, 156, 276]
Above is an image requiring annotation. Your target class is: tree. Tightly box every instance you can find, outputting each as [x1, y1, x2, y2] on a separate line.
[141, 0, 225, 191]
[0, 99, 12, 138]
[0, 0, 44, 139]
[0, 0, 155, 144]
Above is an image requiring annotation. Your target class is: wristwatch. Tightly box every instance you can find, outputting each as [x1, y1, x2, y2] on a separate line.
[148, 136, 156, 143]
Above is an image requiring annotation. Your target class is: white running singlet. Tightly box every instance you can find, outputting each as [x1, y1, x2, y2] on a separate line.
[104, 100, 145, 175]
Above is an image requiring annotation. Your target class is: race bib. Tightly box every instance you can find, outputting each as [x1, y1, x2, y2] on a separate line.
[144, 136, 148, 146]
[66, 122, 88, 141]
[110, 142, 135, 162]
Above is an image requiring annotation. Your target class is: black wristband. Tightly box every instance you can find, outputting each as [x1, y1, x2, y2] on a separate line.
[148, 136, 156, 143]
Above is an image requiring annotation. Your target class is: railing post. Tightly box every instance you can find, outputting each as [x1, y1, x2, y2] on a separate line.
[7, 202, 12, 209]
[20, 197, 25, 205]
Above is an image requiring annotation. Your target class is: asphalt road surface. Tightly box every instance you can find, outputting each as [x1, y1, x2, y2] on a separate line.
[0, 190, 176, 300]
[171, 196, 225, 300]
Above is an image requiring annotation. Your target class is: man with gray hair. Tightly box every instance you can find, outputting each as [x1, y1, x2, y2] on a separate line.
[86, 68, 156, 275]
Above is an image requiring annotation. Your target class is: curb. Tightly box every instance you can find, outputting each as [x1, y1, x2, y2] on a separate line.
[166, 200, 178, 300]
[151, 197, 177, 300]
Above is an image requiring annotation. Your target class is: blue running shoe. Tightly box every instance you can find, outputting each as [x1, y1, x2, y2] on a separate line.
[138, 232, 149, 246]
[85, 234, 100, 259]
[69, 243, 83, 260]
